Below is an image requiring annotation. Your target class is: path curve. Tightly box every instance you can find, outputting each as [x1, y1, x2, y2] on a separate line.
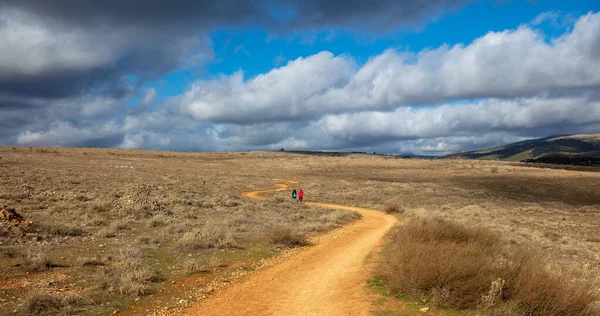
[187, 179, 397, 315]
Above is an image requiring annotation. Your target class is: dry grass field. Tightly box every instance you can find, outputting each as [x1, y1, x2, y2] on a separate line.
[1, 147, 599, 315]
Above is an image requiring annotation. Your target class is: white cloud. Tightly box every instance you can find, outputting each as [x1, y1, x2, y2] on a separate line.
[181, 51, 355, 123]
[181, 12, 600, 124]
[308, 96, 600, 143]
[16, 121, 121, 147]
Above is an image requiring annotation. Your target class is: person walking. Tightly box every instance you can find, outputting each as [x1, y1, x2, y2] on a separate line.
[292, 189, 297, 199]
[298, 189, 304, 202]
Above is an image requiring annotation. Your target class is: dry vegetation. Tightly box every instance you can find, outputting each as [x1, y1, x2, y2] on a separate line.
[379, 215, 599, 315]
[1, 147, 600, 314]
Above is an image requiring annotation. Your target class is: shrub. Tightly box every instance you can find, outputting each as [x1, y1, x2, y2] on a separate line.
[269, 228, 310, 248]
[496, 252, 598, 315]
[379, 216, 598, 314]
[109, 249, 157, 296]
[96, 227, 117, 238]
[77, 257, 105, 267]
[90, 201, 112, 213]
[383, 205, 402, 214]
[24, 291, 62, 314]
[491, 167, 499, 173]
[25, 247, 54, 271]
[38, 222, 87, 237]
[148, 214, 169, 228]
[178, 220, 234, 250]
[111, 220, 132, 231]
[183, 259, 210, 273]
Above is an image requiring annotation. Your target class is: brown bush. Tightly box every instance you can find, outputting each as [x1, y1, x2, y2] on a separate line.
[183, 259, 210, 273]
[178, 220, 234, 250]
[108, 249, 157, 296]
[383, 205, 403, 214]
[380, 216, 598, 313]
[497, 252, 598, 316]
[25, 247, 54, 271]
[77, 257, 105, 266]
[269, 228, 311, 248]
[37, 222, 87, 237]
[24, 291, 62, 314]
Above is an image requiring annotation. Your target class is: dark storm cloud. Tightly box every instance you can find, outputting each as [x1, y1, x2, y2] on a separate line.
[0, 0, 472, 31]
[0, 0, 473, 102]
[289, 0, 472, 30]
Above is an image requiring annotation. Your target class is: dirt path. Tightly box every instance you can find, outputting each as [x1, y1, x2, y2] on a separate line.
[186, 179, 398, 315]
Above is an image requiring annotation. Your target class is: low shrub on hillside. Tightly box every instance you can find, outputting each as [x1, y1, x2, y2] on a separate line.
[379, 216, 598, 315]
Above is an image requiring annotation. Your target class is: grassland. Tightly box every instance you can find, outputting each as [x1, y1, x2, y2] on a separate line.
[1, 147, 599, 314]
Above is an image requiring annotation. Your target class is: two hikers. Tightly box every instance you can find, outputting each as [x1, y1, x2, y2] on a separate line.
[291, 189, 304, 202]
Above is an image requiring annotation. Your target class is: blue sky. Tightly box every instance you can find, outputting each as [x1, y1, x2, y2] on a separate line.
[148, 0, 599, 99]
[2, 0, 600, 154]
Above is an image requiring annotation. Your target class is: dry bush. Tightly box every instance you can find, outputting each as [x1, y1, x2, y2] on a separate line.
[96, 227, 117, 238]
[61, 291, 93, 309]
[183, 259, 210, 273]
[269, 227, 311, 248]
[23, 290, 92, 314]
[23, 290, 62, 314]
[148, 214, 170, 228]
[380, 216, 599, 313]
[110, 249, 157, 296]
[178, 220, 234, 250]
[383, 205, 403, 214]
[25, 247, 54, 271]
[495, 252, 599, 316]
[111, 220, 133, 231]
[85, 216, 107, 226]
[37, 221, 87, 237]
[77, 256, 105, 267]
[90, 201, 112, 213]
[491, 167, 499, 173]
[1, 245, 22, 259]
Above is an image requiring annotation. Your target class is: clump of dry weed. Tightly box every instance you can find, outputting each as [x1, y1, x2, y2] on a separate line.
[380, 216, 598, 314]
[178, 219, 234, 250]
[269, 227, 311, 248]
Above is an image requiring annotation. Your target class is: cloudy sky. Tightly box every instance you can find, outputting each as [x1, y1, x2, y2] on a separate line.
[1, 0, 599, 155]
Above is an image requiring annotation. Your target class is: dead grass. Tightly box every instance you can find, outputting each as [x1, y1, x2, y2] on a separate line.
[23, 290, 92, 314]
[108, 249, 158, 296]
[183, 259, 210, 274]
[383, 205, 403, 214]
[35, 221, 87, 237]
[23, 291, 63, 314]
[2, 148, 600, 314]
[178, 219, 235, 250]
[269, 227, 311, 248]
[380, 216, 599, 314]
[25, 246, 54, 271]
[77, 256, 105, 267]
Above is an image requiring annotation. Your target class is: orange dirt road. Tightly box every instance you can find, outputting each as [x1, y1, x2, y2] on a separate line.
[186, 179, 398, 315]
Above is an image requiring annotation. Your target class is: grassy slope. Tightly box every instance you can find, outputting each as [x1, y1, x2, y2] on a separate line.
[443, 134, 600, 162]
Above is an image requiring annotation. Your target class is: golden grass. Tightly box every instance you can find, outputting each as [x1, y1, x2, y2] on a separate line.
[1, 147, 599, 314]
[379, 216, 599, 315]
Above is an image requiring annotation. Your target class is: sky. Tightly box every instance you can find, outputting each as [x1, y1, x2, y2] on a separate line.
[1, 0, 600, 155]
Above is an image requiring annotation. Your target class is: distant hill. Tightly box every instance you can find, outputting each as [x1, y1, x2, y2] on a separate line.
[443, 134, 600, 166]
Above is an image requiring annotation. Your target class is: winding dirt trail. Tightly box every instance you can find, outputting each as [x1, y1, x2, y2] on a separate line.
[187, 179, 397, 315]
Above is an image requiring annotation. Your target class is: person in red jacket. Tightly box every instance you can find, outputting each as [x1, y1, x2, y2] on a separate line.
[298, 189, 304, 202]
